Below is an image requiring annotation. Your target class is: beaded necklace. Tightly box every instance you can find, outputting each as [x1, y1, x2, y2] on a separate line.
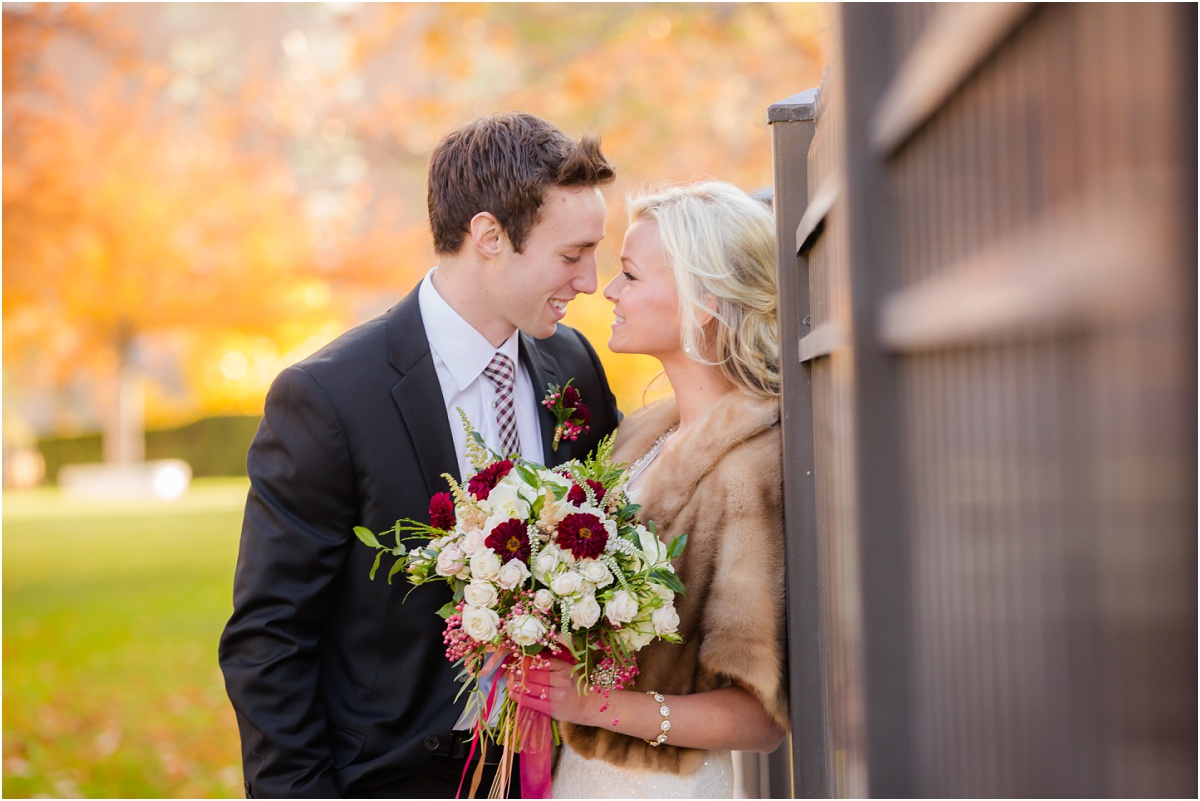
[626, 426, 677, 488]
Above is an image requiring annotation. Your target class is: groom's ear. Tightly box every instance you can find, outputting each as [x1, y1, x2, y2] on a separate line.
[469, 212, 504, 259]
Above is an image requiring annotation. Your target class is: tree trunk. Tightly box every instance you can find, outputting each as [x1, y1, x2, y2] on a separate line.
[102, 332, 144, 464]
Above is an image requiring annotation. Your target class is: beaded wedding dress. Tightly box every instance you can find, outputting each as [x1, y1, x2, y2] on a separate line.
[551, 431, 736, 798]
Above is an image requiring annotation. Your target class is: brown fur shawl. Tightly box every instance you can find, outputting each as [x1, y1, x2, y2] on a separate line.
[560, 390, 789, 775]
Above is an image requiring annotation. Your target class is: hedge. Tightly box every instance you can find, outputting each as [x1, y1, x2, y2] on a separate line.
[38, 415, 263, 484]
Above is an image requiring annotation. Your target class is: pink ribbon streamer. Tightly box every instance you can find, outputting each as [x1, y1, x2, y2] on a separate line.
[456, 653, 510, 799]
[516, 659, 553, 799]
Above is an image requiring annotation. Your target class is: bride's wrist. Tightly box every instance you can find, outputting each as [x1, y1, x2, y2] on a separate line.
[581, 687, 618, 729]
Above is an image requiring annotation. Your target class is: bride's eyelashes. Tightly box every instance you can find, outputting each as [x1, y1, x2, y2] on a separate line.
[622, 270, 636, 281]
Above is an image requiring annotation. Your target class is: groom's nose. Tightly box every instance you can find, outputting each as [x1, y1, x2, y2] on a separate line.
[572, 256, 599, 295]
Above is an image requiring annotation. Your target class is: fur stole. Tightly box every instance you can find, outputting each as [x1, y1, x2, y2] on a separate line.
[560, 390, 788, 775]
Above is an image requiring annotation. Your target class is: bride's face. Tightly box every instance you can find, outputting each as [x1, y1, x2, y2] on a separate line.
[603, 219, 683, 359]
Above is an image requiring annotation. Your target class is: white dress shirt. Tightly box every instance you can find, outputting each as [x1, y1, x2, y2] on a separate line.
[418, 269, 545, 481]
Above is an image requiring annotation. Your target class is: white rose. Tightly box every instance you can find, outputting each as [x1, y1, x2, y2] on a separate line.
[435, 544, 465, 577]
[579, 559, 613, 589]
[463, 580, 498, 609]
[533, 544, 562, 580]
[533, 589, 556, 612]
[461, 605, 500, 643]
[488, 476, 538, 518]
[469, 549, 502, 581]
[617, 623, 655, 651]
[579, 579, 596, 596]
[550, 570, 582, 597]
[652, 603, 680, 635]
[460, 530, 486, 557]
[636, 525, 668, 566]
[507, 614, 548, 648]
[495, 559, 531, 590]
[570, 595, 602, 629]
[604, 590, 639, 626]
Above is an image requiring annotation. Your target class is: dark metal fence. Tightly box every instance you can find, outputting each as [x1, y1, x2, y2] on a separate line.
[768, 4, 1196, 797]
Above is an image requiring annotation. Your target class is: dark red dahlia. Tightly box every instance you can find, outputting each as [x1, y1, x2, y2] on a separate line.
[467, 460, 513, 500]
[485, 519, 530, 563]
[556, 512, 608, 559]
[428, 492, 456, 530]
[567, 479, 606, 507]
[562, 386, 591, 425]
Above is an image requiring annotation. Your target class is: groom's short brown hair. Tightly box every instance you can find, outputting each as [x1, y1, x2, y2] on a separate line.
[427, 113, 616, 255]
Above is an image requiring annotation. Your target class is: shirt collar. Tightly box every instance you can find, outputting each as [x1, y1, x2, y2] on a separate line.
[419, 268, 522, 391]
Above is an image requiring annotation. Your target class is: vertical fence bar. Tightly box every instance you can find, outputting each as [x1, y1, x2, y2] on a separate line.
[768, 89, 825, 799]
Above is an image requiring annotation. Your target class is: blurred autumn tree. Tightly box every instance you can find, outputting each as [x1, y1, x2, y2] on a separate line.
[3, 3, 827, 463]
[4, 5, 324, 463]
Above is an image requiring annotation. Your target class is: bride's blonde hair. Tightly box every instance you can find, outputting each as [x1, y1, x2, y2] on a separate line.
[627, 181, 781, 399]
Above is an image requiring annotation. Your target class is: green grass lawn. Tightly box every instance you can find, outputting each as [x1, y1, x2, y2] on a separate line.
[4, 478, 250, 798]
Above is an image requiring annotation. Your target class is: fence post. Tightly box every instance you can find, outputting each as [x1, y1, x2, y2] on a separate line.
[768, 88, 826, 799]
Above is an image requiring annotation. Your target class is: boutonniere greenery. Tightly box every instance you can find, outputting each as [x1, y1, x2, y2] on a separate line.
[542, 379, 591, 451]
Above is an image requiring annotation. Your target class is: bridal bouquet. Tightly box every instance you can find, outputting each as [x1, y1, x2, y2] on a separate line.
[354, 413, 686, 797]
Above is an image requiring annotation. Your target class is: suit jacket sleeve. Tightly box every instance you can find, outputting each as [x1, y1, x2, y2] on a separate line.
[219, 364, 356, 798]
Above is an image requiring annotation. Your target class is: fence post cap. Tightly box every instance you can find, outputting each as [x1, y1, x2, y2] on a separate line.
[768, 88, 819, 123]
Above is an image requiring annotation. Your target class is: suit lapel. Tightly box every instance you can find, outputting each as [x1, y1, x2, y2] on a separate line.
[387, 286, 460, 495]
[519, 332, 571, 466]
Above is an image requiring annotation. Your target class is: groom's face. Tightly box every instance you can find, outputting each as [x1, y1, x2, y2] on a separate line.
[490, 185, 606, 340]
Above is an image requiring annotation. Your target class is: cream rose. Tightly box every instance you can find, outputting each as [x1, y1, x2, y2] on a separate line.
[617, 623, 655, 651]
[507, 614, 548, 648]
[461, 605, 500, 643]
[604, 590, 639, 626]
[469, 549, 502, 581]
[652, 603, 680, 636]
[463, 580, 498, 609]
[579, 559, 613, 589]
[533, 588, 556, 612]
[495, 559, 531, 590]
[570, 595, 602, 629]
[550, 570, 582, 597]
[460, 530, 487, 557]
[435, 543, 465, 578]
[533, 544, 562, 580]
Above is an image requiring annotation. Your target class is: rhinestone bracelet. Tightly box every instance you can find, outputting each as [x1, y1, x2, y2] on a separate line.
[644, 691, 671, 747]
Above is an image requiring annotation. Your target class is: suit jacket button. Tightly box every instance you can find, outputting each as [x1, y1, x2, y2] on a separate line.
[244, 781, 253, 798]
[424, 735, 440, 751]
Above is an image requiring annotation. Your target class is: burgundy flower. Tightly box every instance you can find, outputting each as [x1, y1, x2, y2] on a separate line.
[562, 386, 591, 425]
[485, 519, 530, 563]
[467, 460, 514, 500]
[428, 492, 456, 531]
[557, 512, 608, 559]
[567, 479, 606, 507]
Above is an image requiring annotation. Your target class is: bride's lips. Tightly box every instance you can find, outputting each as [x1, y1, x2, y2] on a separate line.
[611, 310, 626, 329]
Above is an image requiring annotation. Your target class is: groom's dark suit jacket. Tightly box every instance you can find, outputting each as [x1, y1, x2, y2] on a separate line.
[218, 283, 619, 798]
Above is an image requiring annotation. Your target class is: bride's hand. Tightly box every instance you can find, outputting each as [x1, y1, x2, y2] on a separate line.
[513, 654, 599, 726]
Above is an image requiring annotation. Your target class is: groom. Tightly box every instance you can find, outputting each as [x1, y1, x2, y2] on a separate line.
[219, 113, 620, 798]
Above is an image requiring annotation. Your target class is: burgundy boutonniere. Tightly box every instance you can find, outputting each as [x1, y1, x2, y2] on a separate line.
[542, 379, 591, 451]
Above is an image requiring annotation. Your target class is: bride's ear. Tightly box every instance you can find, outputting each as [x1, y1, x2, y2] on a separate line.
[469, 212, 504, 259]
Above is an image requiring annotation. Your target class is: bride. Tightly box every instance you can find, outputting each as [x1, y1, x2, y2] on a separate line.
[519, 180, 789, 798]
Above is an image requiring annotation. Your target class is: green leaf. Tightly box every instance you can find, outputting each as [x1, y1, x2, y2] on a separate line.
[354, 526, 381, 549]
[649, 567, 686, 595]
[368, 550, 384, 580]
[666, 533, 688, 559]
[436, 600, 459, 620]
[387, 558, 405, 584]
[516, 462, 539, 487]
[531, 493, 545, 517]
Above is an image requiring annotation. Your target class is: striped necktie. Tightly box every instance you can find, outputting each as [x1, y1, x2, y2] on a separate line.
[482, 353, 521, 457]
